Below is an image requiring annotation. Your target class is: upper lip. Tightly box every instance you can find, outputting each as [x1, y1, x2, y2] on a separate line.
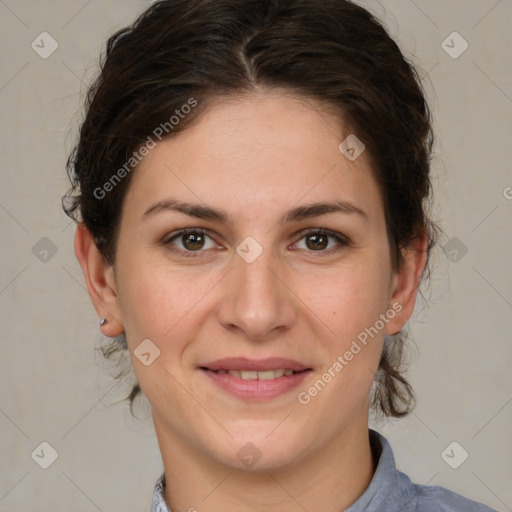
[201, 357, 311, 372]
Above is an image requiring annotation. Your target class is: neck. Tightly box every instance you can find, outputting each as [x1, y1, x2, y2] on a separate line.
[154, 417, 375, 512]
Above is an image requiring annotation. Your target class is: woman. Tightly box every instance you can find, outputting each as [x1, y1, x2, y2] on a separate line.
[63, 0, 497, 510]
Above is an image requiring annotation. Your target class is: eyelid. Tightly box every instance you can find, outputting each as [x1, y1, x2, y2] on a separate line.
[295, 227, 352, 247]
[162, 227, 351, 256]
[162, 228, 220, 258]
[162, 227, 212, 245]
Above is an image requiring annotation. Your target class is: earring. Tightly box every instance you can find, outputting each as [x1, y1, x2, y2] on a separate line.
[99, 317, 108, 326]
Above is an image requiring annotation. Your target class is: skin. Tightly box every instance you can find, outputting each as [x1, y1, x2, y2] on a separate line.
[75, 88, 427, 512]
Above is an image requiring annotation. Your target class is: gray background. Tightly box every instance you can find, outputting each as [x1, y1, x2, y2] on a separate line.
[0, 0, 511, 510]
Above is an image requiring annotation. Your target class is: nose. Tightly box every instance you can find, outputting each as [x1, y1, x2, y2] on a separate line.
[216, 241, 297, 341]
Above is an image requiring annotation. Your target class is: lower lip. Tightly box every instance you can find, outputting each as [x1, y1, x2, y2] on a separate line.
[201, 369, 312, 401]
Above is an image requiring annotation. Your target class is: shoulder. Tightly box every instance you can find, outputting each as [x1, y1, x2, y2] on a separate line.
[361, 430, 498, 512]
[397, 472, 498, 512]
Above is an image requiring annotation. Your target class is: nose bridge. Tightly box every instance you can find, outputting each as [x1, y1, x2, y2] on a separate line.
[217, 236, 296, 338]
[238, 244, 279, 298]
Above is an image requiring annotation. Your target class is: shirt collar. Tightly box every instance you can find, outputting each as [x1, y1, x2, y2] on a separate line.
[150, 472, 168, 512]
[344, 429, 416, 511]
[150, 429, 409, 512]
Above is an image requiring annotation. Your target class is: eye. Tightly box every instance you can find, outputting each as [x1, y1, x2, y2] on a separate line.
[163, 228, 219, 257]
[163, 227, 350, 258]
[293, 228, 350, 254]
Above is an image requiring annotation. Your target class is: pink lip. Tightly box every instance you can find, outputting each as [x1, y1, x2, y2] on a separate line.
[200, 357, 311, 372]
[201, 367, 312, 401]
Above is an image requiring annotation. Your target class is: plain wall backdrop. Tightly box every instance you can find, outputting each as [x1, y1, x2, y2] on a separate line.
[0, 0, 511, 510]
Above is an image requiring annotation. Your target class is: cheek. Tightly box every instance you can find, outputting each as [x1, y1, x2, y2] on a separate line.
[115, 224, 393, 350]
[115, 256, 218, 341]
[304, 259, 391, 400]
[307, 261, 392, 339]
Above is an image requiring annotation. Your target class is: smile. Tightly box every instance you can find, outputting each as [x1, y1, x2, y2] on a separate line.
[211, 369, 297, 379]
[200, 367, 312, 401]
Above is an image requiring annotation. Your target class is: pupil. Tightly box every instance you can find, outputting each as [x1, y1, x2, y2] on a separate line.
[307, 234, 327, 250]
[181, 233, 328, 251]
[184, 233, 204, 250]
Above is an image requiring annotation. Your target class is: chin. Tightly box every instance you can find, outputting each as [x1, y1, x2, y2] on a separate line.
[205, 430, 307, 473]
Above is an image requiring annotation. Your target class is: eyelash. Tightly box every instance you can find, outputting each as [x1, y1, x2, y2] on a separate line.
[162, 228, 351, 258]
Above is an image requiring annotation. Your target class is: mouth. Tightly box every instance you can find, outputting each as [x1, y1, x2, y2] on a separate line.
[200, 356, 311, 373]
[200, 367, 308, 380]
[198, 357, 313, 400]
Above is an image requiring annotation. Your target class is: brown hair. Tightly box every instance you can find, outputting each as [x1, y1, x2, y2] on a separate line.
[63, 0, 438, 417]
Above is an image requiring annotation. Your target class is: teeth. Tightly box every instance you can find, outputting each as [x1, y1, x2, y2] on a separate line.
[222, 369, 294, 380]
[257, 369, 284, 380]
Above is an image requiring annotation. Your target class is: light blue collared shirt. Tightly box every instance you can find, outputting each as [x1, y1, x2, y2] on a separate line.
[150, 429, 497, 511]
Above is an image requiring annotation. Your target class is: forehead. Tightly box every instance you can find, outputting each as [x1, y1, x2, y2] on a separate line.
[124, 90, 383, 225]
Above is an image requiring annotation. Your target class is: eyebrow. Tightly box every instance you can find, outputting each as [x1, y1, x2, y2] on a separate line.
[142, 198, 368, 224]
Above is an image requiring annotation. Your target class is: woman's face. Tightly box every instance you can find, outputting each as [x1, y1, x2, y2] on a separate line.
[87, 90, 418, 470]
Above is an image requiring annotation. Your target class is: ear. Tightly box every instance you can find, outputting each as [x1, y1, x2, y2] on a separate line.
[385, 227, 428, 335]
[74, 223, 124, 337]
